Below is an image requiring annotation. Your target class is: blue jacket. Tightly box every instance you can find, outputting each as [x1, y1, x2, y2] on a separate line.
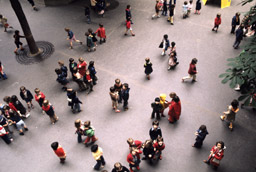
[232, 16, 240, 26]
[236, 28, 244, 41]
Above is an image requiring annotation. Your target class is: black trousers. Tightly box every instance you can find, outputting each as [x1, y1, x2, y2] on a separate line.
[1, 134, 11, 144]
[231, 25, 236, 34]
[27, 0, 35, 6]
[94, 156, 105, 170]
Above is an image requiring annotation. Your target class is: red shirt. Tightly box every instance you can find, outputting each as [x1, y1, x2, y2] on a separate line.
[126, 20, 131, 29]
[153, 142, 165, 151]
[54, 147, 65, 157]
[9, 102, 17, 112]
[35, 92, 45, 102]
[168, 100, 181, 117]
[85, 74, 91, 81]
[127, 150, 142, 164]
[77, 61, 87, 77]
[95, 27, 106, 38]
[214, 17, 221, 25]
[42, 105, 51, 111]
[188, 63, 197, 75]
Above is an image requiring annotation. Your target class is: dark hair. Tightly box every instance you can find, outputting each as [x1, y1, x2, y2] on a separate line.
[20, 86, 26, 91]
[3, 96, 11, 103]
[144, 140, 153, 148]
[191, 58, 198, 64]
[155, 97, 160, 102]
[55, 68, 62, 75]
[91, 144, 98, 152]
[164, 34, 168, 39]
[69, 58, 74, 63]
[114, 162, 122, 170]
[171, 42, 176, 47]
[123, 83, 129, 89]
[184, 1, 188, 5]
[157, 136, 164, 142]
[199, 125, 207, 132]
[11, 95, 18, 102]
[85, 32, 89, 36]
[127, 18, 131, 21]
[115, 78, 121, 84]
[34, 88, 40, 93]
[0, 61, 1, 66]
[152, 120, 159, 126]
[127, 5, 130, 9]
[99, 23, 103, 27]
[231, 99, 239, 109]
[110, 86, 115, 92]
[51, 142, 59, 150]
[88, 28, 93, 34]
[75, 119, 81, 128]
[173, 96, 180, 103]
[0, 15, 2, 19]
[84, 120, 91, 127]
[89, 61, 94, 67]
[216, 141, 225, 149]
[15, 30, 19, 35]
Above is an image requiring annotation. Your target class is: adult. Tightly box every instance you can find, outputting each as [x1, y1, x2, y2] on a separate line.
[168, 96, 181, 123]
[231, 12, 240, 34]
[233, 25, 244, 49]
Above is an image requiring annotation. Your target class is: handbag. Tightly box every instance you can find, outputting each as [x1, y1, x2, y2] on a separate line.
[159, 41, 163, 48]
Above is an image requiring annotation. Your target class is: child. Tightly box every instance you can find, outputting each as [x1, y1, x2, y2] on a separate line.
[127, 138, 142, 150]
[88, 61, 97, 85]
[67, 89, 82, 113]
[124, 18, 135, 36]
[187, 0, 193, 16]
[58, 60, 68, 78]
[7, 109, 28, 135]
[77, 57, 87, 77]
[109, 86, 121, 113]
[69, 58, 77, 80]
[149, 120, 162, 142]
[11, 95, 30, 118]
[13, 30, 25, 55]
[89, 28, 98, 47]
[84, 6, 91, 24]
[142, 140, 155, 164]
[0, 61, 7, 80]
[114, 79, 123, 103]
[182, 1, 189, 19]
[0, 15, 13, 32]
[212, 14, 221, 33]
[34, 88, 46, 108]
[127, 147, 142, 172]
[0, 125, 12, 144]
[169, 41, 176, 54]
[85, 32, 96, 52]
[161, 34, 170, 55]
[65, 28, 82, 49]
[153, 136, 165, 160]
[84, 70, 94, 94]
[74, 119, 85, 143]
[144, 58, 153, 80]
[42, 100, 58, 124]
[55, 68, 69, 91]
[95, 23, 106, 44]
[152, 0, 161, 19]
[162, 0, 168, 16]
[151, 97, 163, 119]
[112, 162, 130, 172]
[121, 83, 130, 111]
[168, 4, 175, 25]
[182, 58, 198, 82]
[168, 95, 181, 123]
[20, 86, 34, 112]
[91, 144, 106, 170]
[193, 125, 208, 148]
[159, 94, 168, 117]
[84, 120, 98, 146]
[168, 52, 178, 70]
[220, 99, 239, 131]
[73, 67, 87, 91]
[195, 0, 201, 14]
[51, 142, 66, 163]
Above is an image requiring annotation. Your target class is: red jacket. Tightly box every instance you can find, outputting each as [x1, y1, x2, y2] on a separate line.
[54, 147, 66, 157]
[77, 61, 87, 77]
[188, 63, 197, 75]
[127, 150, 142, 164]
[168, 101, 181, 119]
[42, 105, 51, 112]
[35, 92, 45, 102]
[214, 17, 221, 25]
[9, 103, 17, 112]
[95, 27, 106, 38]
[153, 142, 165, 151]
[208, 146, 224, 166]
[130, 140, 142, 149]
[126, 20, 131, 29]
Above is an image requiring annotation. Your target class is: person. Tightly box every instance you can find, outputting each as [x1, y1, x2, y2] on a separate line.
[67, 89, 82, 113]
[77, 57, 87, 77]
[194, 0, 201, 14]
[0, 15, 13, 32]
[212, 14, 221, 33]
[73, 67, 87, 91]
[153, 136, 165, 160]
[51, 142, 66, 163]
[203, 141, 225, 169]
[11, 95, 30, 118]
[112, 162, 130, 172]
[182, 58, 198, 82]
[0, 125, 12, 144]
[193, 125, 208, 148]
[69, 58, 77, 80]
[231, 12, 240, 34]
[96, 0, 106, 17]
[125, 5, 133, 24]
[55, 68, 69, 91]
[0, 113, 13, 140]
[7, 110, 28, 135]
[89, 28, 98, 47]
[168, 96, 181, 123]
[109, 86, 121, 113]
[27, 0, 38, 11]
[20, 86, 34, 112]
[85, 32, 96, 52]
[74, 119, 85, 143]
[161, 34, 170, 56]
[168, 4, 175, 25]
[144, 58, 153, 80]
[95, 24, 106, 44]
[0, 61, 7, 80]
[220, 99, 239, 130]
[90, 0, 97, 11]
[84, 6, 91, 24]
[88, 61, 97, 85]
[127, 138, 142, 150]
[64, 28, 82, 49]
[91, 144, 106, 170]
[84, 70, 94, 94]
[121, 83, 130, 111]
[127, 147, 142, 172]
[159, 94, 168, 117]
[152, 0, 161, 19]
[13, 30, 25, 55]
[169, 41, 176, 55]
[162, 0, 168, 16]
[142, 140, 155, 164]
[182, 1, 189, 19]
[114, 79, 123, 103]
[84, 120, 98, 146]
[58, 60, 68, 78]
[149, 120, 162, 142]
[34, 88, 46, 108]
[168, 52, 178, 70]
[151, 97, 163, 119]
[233, 25, 244, 49]
[124, 18, 135, 36]
[42, 100, 58, 124]
[187, 0, 193, 17]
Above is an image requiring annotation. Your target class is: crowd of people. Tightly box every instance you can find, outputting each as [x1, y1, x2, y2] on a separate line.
[0, 0, 255, 171]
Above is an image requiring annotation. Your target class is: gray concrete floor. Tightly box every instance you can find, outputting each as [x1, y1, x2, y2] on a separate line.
[0, 0, 256, 172]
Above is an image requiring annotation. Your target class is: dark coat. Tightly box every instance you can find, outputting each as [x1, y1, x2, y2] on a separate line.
[236, 28, 244, 41]
[149, 127, 162, 141]
[151, 103, 162, 112]
[126, 9, 132, 19]
[231, 16, 240, 26]
[13, 100, 26, 115]
[56, 73, 69, 85]
[69, 62, 77, 75]
[196, 0, 201, 10]
[194, 129, 208, 148]
[20, 90, 33, 103]
[61, 66, 68, 77]
[143, 146, 155, 158]
[122, 88, 130, 101]
[144, 62, 153, 75]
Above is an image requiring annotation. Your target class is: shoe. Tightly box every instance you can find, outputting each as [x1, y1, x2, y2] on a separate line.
[24, 128, 28, 131]
[171, 23, 174, 25]
[220, 116, 225, 121]
[167, 67, 171, 70]
[161, 114, 166, 117]
[130, 168, 134, 172]
[115, 109, 120, 113]
[192, 79, 197, 82]
[182, 79, 184, 82]
[25, 113, 30, 118]
[124, 107, 129, 111]
[80, 42, 83, 45]
[19, 132, 24, 135]
[132, 34, 135, 36]
[33, 7, 38, 11]
[14, 51, 18, 55]
[203, 160, 208, 163]
[136, 166, 140, 170]
[124, 33, 128, 36]
[212, 29, 215, 31]
[20, 48, 25, 51]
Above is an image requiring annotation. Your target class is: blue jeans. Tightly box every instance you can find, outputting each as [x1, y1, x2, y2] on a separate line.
[0, 72, 7, 80]
[94, 156, 105, 170]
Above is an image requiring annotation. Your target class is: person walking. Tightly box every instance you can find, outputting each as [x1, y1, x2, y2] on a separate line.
[65, 28, 82, 49]
[91, 144, 106, 170]
[182, 58, 198, 82]
[231, 12, 240, 34]
[192, 125, 208, 148]
[13, 30, 25, 55]
[220, 99, 239, 130]
[0, 15, 13, 32]
[162, 0, 168, 16]
[233, 25, 244, 49]
[144, 58, 153, 80]
[51, 142, 66, 163]
[168, 4, 175, 25]
[194, 0, 201, 14]
[161, 34, 170, 56]
[125, 5, 133, 24]
[95, 23, 106, 44]
[88, 61, 97, 85]
[34, 88, 46, 108]
[152, 0, 161, 19]
[27, 0, 38, 11]
[212, 14, 221, 33]
[85, 32, 96, 52]
[124, 18, 135, 36]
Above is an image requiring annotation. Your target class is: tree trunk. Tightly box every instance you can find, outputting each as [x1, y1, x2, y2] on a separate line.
[10, 0, 39, 55]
